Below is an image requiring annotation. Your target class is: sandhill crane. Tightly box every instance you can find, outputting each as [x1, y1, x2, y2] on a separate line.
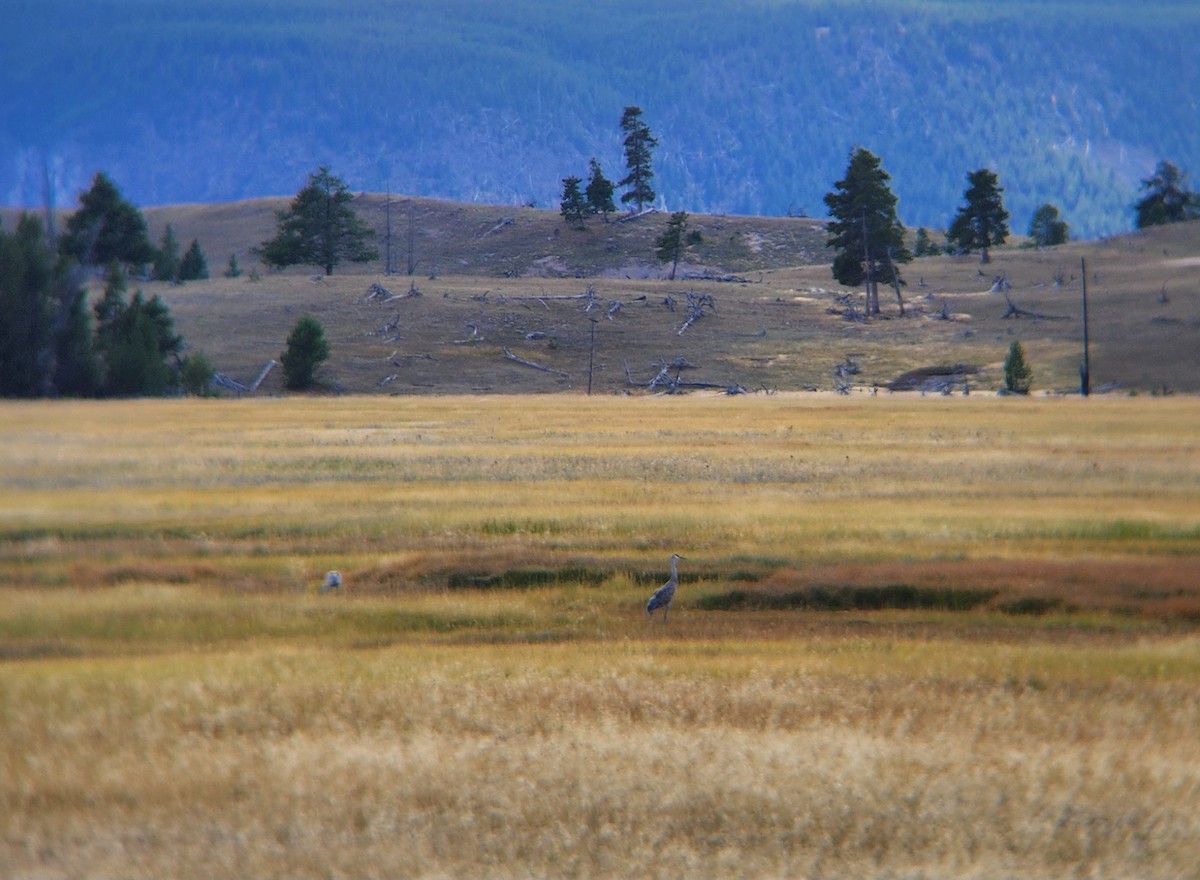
[320, 570, 342, 593]
[646, 554, 684, 621]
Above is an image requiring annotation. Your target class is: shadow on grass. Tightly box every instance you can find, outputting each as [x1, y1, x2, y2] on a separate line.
[447, 566, 609, 590]
[692, 584, 997, 612]
[995, 596, 1072, 615]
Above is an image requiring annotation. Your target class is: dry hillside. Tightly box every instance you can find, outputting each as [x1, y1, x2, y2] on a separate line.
[8, 198, 1199, 395]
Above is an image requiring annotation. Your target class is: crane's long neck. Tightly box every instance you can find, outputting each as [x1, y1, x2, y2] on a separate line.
[670, 556, 679, 580]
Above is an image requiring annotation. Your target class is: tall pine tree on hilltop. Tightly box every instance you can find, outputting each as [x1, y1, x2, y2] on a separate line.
[260, 167, 378, 276]
[617, 106, 658, 213]
[59, 172, 156, 270]
[585, 158, 616, 220]
[823, 147, 910, 316]
[947, 169, 1010, 263]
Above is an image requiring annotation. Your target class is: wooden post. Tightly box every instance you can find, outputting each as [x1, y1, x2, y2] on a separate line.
[407, 202, 416, 276]
[1080, 256, 1090, 397]
[587, 319, 598, 395]
[384, 188, 393, 275]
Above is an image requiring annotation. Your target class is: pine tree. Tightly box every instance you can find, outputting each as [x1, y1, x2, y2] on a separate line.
[823, 148, 911, 315]
[1134, 161, 1200, 228]
[224, 254, 243, 278]
[178, 239, 208, 281]
[947, 169, 1010, 263]
[179, 350, 216, 396]
[617, 106, 658, 212]
[1003, 340, 1033, 395]
[0, 213, 105, 398]
[92, 262, 129, 352]
[560, 176, 588, 226]
[1028, 203, 1069, 247]
[59, 172, 156, 269]
[654, 211, 700, 281]
[51, 284, 102, 397]
[281, 314, 330, 390]
[585, 158, 616, 220]
[153, 224, 181, 282]
[103, 294, 174, 396]
[93, 263, 183, 396]
[0, 214, 55, 396]
[259, 167, 379, 275]
[913, 227, 941, 257]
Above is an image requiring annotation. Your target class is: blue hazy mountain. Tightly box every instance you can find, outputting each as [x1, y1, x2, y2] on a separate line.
[3, 0, 1197, 238]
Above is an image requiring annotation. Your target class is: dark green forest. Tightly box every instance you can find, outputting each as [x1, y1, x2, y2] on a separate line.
[3, 0, 1198, 237]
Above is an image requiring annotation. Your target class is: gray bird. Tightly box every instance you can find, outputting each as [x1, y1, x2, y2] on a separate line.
[320, 570, 342, 593]
[646, 554, 684, 621]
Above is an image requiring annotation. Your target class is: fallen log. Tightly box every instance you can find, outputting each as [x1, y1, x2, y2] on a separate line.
[616, 207, 658, 223]
[363, 282, 397, 303]
[678, 291, 715, 336]
[210, 359, 277, 396]
[502, 347, 570, 378]
[479, 217, 514, 238]
[625, 356, 743, 394]
[1002, 292, 1071, 321]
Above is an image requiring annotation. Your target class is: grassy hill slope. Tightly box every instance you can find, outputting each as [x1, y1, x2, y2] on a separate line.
[118, 198, 1200, 396]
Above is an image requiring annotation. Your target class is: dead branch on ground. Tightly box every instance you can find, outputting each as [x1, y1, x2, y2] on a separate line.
[364, 282, 399, 303]
[625, 356, 744, 395]
[678, 291, 715, 335]
[479, 217, 514, 238]
[211, 359, 277, 396]
[616, 208, 658, 223]
[503, 347, 570, 378]
[1002, 291, 1071, 321]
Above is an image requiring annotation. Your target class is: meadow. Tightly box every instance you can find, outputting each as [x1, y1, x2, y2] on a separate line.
[2, 394, 1199, 878]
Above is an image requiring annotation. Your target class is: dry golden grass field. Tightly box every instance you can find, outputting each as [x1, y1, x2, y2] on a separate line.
[2, 394, 1199, 879]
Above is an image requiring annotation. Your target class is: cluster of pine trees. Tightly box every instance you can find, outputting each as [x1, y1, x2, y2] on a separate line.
[559, 106, 659, 226]
[826, 149, 1199, 310]
[0, 173, 211, 398]
[565, 108, 1198, 287]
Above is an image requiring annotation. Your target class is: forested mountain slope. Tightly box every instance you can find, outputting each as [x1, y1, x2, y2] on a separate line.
[3, 0, 1197, 237]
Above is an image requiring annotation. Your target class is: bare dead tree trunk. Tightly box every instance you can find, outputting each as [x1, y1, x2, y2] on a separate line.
[886, 247, 905, 317]
[861, 214, 878, 315]
[41, 155, 57, 243]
